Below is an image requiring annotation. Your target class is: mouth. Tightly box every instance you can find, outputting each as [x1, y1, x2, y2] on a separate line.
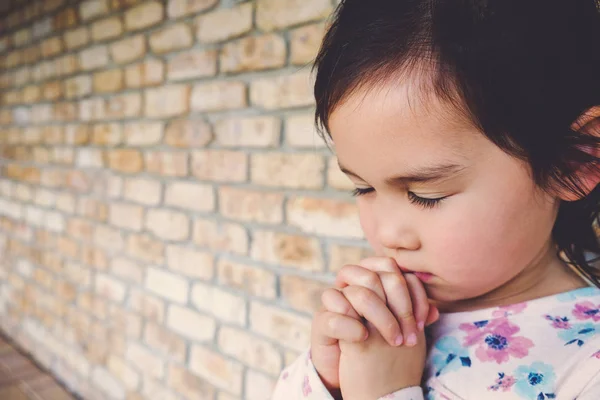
[397, 265, 434, 282]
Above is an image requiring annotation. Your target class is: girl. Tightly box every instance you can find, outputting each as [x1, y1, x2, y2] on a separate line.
[272, 0, 600, 399]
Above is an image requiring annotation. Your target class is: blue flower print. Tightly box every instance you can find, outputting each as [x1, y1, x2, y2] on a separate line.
[557, 322, 597, 347]
[556, 287, 599, 302]
[430, 336, 472, 377]
[513, 362, 556, 400]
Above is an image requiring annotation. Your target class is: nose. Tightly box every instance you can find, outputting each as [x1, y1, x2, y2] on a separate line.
[374, 197, 420, 251]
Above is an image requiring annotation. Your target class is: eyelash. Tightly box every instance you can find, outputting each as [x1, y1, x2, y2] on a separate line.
[351, 187, 447, 209]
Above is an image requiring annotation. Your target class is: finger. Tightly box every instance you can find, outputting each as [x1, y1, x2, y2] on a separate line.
[334, 265, 387, 303]
[342, 285, 402, 347]
[356, 257, 399, 274]
[425, 303, 440, 326]
[321, 288, 361, 320]
[312, 309, 368, 344]
[403, 273, 429, 331]
[378, 272, 418, 347]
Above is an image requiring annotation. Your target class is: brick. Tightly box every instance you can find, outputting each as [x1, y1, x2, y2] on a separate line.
[107, 355, 140, 391]
[168, 0, 216, 18]
[145, 267, 189, 303]
[191, 150, 246, 183]
[124, 178, 161, 205]
[55, 55, 79, 77]
[78, 197, 109, 222]
[196, 3, 253, 43]
[281, 275, 328, 314]
[168, 365, 216, 399]
[166, 244, 213, 279]
[250, 301, 311, 351]
[145, 85, 189, 117]
[191, 81, 246, 111]
[251, 231, 324, 272]
[79, 45, 109, 71]
[191, 282, 246, 325]
[129, 288, 165, 322]
[125, 343, 165, 379]
[79, 98, 107, 122]
[219, 327, 281, 375]
[110, 257, 143, 284]
[40, 37, 63, 58]
[285, 113, 327, 148]
[219, 187, 283, 224]
[145, 209, 189, 241]
[149, 23, 193, 54]
[13, 28, 32, 47]
[64, 75, 92, 99]
[105, 93, 142, 119]
[144, 151, 188, 177]
[80, 0, 109, 21]
[43, 81, 63, 100]
[251, 153, 324, 189]
[189, 346, 243, 395]
[45, 0, 66, 13]
[92, 123, 122, 145]
[124, 122, 163, 146]
[328, 156, 354, 190]
[109, 203, 144, 231]
[287, 197, 363, 238]
[251, 70, 313, 109]
[167, 305, 216, 342]
[193, 219, 248, 255]
[221, 34, 286, 73]
[111, 0, 142, 10]
[65, 124, 91, 145]
[165, 119, 212, 148]
[125, 59, 164, 88]
[256, 0, 332, 31]
[22, 85, 41, 103]
[92, 367, 126, 399]
[53, 8, 78, 30]
[165, 181, 214, 212]
[91, 17, 123, 41]
[107, 149, 143, 174]
[144, 322, 186, 362]
[94, 224, 124, 251]
[328, 244, 374, 273]
[64, 28, 90, 51]
[291, 22, 326, 65]
[214, 116, 280, 148]
[217, 259, 276, 298]
[110, 35, 146, 64]
[75, 148, 103, 168]
[95, 273, 127, 303]
[246, 370, 277, 400]
[93, 69, 124, 93]
[167, 49, 217, 81]
[125, 2, 164, 31]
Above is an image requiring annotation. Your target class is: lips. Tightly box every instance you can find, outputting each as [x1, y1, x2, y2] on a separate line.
[397, 265, 433, 281]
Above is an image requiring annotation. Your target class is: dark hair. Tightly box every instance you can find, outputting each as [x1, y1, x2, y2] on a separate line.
[312, 0, 600, 284]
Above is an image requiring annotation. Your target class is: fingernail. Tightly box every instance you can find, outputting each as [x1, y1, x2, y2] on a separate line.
[394, 334, 403, 346]
[418, 321, 425, 331]
[406, 333, 417, 347]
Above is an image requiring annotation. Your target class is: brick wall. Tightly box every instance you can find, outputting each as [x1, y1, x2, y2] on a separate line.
[0, 0, 371, 399]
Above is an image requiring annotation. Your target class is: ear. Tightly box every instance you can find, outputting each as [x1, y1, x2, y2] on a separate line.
[559, 105, 600, 202]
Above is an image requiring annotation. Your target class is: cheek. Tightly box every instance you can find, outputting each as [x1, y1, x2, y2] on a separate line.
[358, 202, 382, 253]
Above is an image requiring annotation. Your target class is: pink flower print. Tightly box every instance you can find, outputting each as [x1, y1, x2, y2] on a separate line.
[302, 375, 312, 396]
[573, 301, 600, 322]
[592, 350, 600, 359]
[492, 302, 527, 318]
[488, 372, 517, 392]
[282, 371, 289, 380]
[462, 319, 534, 364]
[545, 315, 572, 329]
[459, 319, 491, 346]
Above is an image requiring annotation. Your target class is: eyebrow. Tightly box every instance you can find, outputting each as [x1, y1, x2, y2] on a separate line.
[338, 162, 466, 185]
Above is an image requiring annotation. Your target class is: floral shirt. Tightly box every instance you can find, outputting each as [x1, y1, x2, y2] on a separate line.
[272, 286, 600, 399]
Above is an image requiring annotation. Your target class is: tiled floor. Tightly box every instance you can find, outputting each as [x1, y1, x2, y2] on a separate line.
[0, 332, 76, 400]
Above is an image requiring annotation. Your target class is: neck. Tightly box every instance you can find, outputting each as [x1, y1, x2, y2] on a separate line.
[434, 242, 590, 314]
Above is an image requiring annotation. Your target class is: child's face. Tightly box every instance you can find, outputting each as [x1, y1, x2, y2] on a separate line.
[329, 82, 563, 309]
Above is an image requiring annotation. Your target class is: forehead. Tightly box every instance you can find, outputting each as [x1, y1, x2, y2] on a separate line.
[328, 81, 483, 171]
